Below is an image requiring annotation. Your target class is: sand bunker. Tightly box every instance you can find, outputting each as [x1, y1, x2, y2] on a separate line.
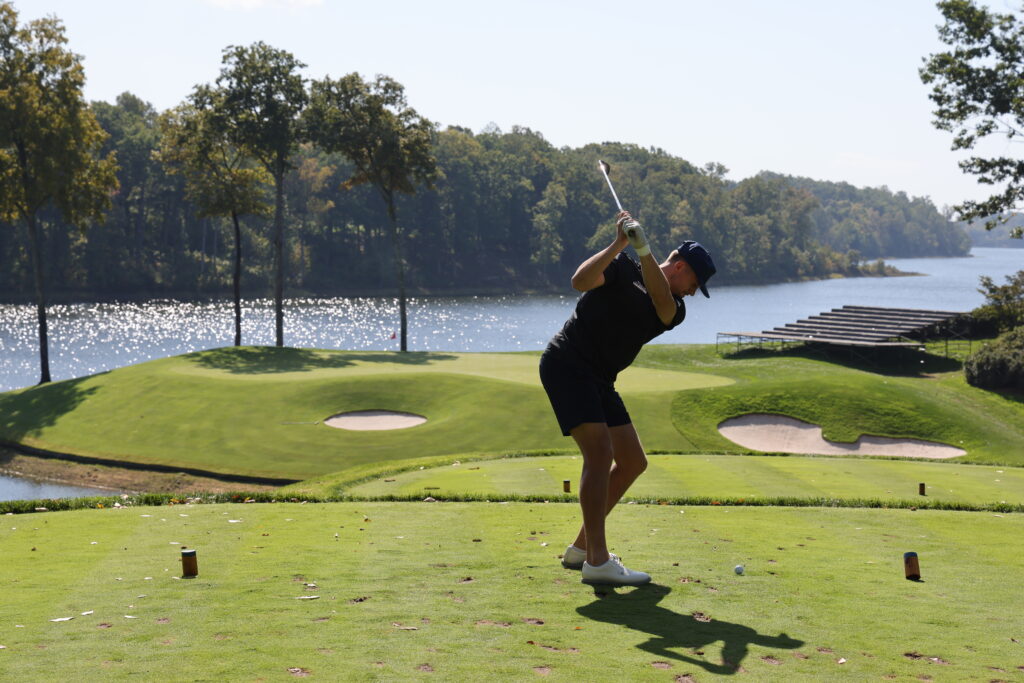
[324, 410, 427, 431]
[718, 414, 966, 459]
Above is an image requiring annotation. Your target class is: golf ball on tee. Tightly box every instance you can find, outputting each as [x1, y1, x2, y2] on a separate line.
[734, 564, 745, 575]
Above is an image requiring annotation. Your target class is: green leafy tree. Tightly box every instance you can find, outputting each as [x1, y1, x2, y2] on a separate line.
[215, 42, 307, 346]
[305, 73, 437, 351]
[157, 86, 272, 346]
[0, 3, 117, 383]
[921, 0, 1024, 237]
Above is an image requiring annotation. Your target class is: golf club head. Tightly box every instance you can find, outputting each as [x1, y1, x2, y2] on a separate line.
[598, 159, 611, 176]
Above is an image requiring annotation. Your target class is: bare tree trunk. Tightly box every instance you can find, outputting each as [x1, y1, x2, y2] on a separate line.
[273, 169, 285, 347]
[26, 212, 51, 384]
[232, 211, 243, 347]
[387, 202, 408, 352]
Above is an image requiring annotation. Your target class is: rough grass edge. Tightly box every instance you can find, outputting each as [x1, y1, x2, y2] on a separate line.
[3, 492, 1021, 516]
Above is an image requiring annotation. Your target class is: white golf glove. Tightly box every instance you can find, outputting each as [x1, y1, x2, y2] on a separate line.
[624, 219, 650, 257]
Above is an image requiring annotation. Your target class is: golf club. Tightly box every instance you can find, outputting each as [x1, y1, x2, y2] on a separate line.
[598, 160, 645, 247]
[597, 160, 623, 212]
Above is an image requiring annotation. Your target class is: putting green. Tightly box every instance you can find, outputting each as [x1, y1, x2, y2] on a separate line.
[169, 347, 734, 394]
[2, 502, 1021, 680]
[346, 454, 1024, 506]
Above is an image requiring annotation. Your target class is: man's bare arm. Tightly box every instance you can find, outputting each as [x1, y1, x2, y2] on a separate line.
[638, 252, 677, 326]
[571, 213, 630, 292]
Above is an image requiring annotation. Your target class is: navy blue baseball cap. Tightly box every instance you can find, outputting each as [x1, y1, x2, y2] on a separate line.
[676, 241, 716, 298]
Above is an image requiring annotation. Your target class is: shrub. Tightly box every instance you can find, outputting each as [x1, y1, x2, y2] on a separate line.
[964, 326, 1024, 389]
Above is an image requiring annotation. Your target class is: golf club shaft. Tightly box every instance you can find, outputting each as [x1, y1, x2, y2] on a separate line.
[597, 160, 624, 212]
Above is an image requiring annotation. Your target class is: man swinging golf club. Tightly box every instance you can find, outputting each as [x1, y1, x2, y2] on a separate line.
[540, 170, 716, 586]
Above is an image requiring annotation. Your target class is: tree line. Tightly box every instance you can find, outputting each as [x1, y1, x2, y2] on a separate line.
[2, 2, 972, 382]
[1, 95, 972, 304]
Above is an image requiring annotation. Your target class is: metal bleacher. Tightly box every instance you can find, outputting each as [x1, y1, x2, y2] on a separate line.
[717, 305, 967, 352]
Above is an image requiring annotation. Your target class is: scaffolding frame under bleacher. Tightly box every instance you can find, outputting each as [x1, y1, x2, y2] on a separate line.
[717, 305, 971, 359]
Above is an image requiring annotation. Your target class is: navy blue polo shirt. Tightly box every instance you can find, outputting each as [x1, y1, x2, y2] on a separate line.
[547, 252, 686, 385]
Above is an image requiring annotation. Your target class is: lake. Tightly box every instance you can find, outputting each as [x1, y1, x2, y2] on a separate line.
[0, 473, 113, 502]
[1, 248, 1021, 395]
[0, 247, 1020, 501]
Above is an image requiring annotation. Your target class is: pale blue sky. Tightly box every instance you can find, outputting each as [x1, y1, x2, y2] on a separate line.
[16, 0, 1013, 209]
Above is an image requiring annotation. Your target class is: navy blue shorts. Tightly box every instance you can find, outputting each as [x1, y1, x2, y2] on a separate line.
[539, 348, 630, 436]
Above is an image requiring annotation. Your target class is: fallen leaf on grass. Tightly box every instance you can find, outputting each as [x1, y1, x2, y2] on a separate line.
[792, 652, 808, 659]
[761, 656, 781, 665]
[97, 623, 112, 629]
[837, 658, 847, 664]
[533, 666, 551, 675]
[156, 618, 170, 624]
[348, 596, 370, 604]
[294, 596, 320, 600]
[674, 676, 697, 683]
[691, 612, 711, 623]
[81, 611, 94, 616]
[817, 647, 834, 654]
[393, 623, 419, 631]
[523, 618, 545, 625]
[476, 620, 511, 627]
[124, 615, 137, 619]
[49, 617, 73, 622]
[417, 663, 433, 672]
[287, 667, 311, 677]
[0, 645, 6, 649]
[651, 661, 672, 669]
[458, 577, 474, 583]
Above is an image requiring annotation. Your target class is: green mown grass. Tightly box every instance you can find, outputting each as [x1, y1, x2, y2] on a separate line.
[2, 344, 1022, 484]
[344, 454, 1024, 507]
[1, 502, 1021, 681]
[0, 348, 727, 480]
[638, 345, 1024, 465]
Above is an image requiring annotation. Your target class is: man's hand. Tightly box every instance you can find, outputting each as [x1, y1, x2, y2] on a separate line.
[617, 211, 650, 257]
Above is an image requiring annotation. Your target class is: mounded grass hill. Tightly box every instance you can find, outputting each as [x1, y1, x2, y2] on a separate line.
[0, 347, 730, 480]
[2, 344, 1023, 487]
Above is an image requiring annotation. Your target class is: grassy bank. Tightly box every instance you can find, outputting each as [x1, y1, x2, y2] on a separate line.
[342, 453, 1024, 508]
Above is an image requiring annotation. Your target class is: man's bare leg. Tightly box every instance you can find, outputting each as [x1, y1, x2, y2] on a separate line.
[571, 422, 648, 552]
[570, 422, 614, 567]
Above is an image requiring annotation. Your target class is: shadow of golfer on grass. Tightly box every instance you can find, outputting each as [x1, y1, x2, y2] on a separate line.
[576, 583, 803, 675]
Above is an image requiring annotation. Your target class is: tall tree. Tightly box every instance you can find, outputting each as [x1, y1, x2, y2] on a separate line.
[157, 86, 272, 346]
[0, 3, 117, 383]
[305, 73, 437, 351]
[215, 42, 307, 346]
[921, 0, 1024, 237]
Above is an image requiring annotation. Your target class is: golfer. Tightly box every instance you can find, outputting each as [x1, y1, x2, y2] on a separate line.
[540, 210, 716, 586]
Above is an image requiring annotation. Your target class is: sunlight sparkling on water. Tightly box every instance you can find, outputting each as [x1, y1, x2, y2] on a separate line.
[0, 296, 573, 391]
[1, 248, 1021, 392]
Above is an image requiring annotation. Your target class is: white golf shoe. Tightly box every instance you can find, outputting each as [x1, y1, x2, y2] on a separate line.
[581, 556, 651, 586]
[561, 545, 587, 570]
[562, 547, 623, 571]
